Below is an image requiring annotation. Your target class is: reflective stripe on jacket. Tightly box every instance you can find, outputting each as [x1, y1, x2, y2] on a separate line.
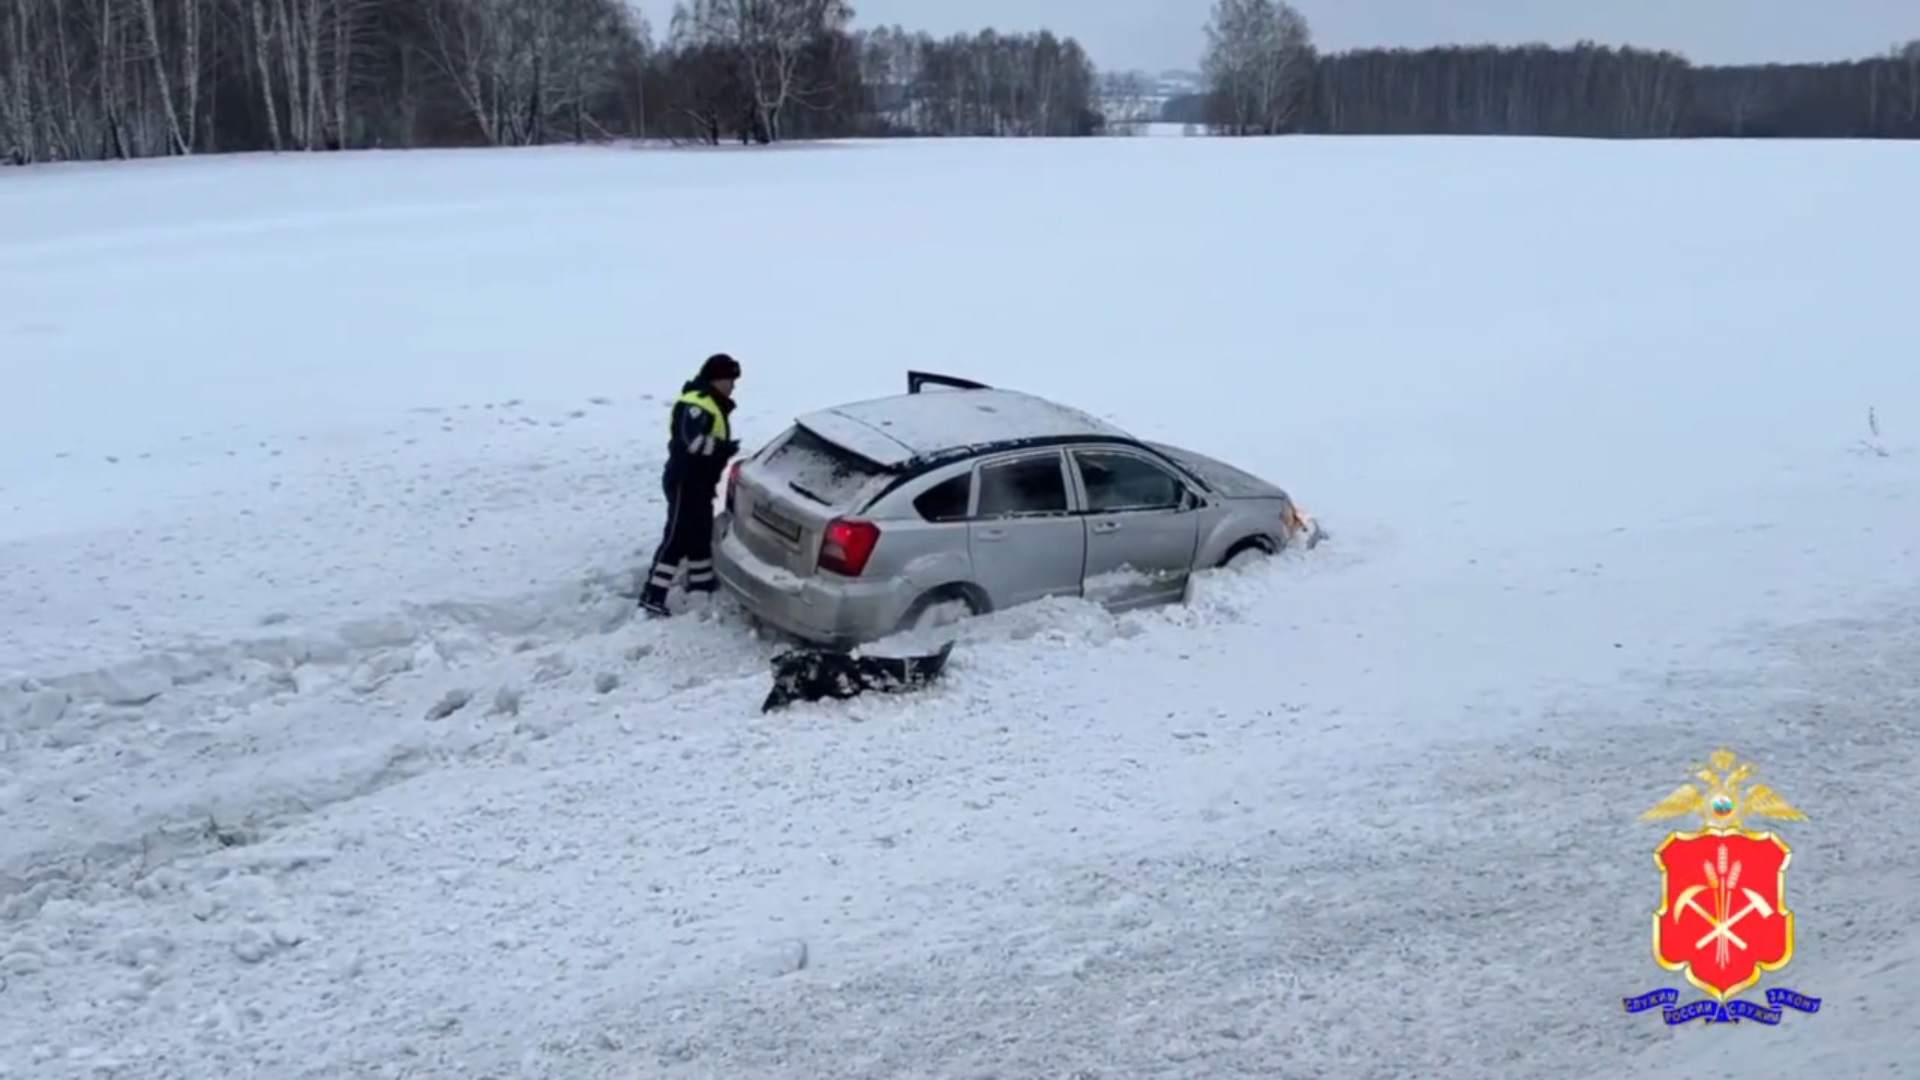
[674, 389, 730, 456]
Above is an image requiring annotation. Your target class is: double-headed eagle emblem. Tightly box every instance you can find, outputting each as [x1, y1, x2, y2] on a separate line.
[1640, 748, 1807, 831]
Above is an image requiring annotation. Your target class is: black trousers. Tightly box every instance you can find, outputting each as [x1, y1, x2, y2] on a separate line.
[642, 469, 718, 605]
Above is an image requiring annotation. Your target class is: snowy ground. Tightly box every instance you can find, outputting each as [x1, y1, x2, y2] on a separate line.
[3, 137, 1919, 1078]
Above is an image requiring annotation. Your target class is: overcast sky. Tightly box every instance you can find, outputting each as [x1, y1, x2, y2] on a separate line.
[829, 0, 1918, 75]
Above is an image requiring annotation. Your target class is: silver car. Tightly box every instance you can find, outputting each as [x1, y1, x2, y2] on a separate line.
[712, 371, 1324, 648]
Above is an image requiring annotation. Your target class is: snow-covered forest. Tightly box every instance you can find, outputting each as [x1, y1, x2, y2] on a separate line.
[0, 0, 1105, 162]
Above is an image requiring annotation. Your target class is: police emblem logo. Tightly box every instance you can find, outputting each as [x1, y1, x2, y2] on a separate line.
[1624, 749, 1823, 1025]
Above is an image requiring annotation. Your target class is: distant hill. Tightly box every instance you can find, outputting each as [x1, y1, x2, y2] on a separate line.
[1097, 69, 1203, 132]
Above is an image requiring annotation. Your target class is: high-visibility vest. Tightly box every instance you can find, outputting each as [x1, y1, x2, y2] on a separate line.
[675, 388, 729, 443]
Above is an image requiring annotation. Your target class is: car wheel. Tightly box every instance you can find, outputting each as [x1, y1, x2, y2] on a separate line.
[899, 587, 982, 635]
[1220, 538, 1275, 572]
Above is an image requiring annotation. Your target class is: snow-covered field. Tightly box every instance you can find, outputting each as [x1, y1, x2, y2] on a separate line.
[4, 137, 1919, 1078]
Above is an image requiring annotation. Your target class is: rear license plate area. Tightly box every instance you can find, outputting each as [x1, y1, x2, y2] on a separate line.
[750, 501, 803, 544]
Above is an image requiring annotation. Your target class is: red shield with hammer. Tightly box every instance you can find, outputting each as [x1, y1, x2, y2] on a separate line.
[1653, 830, 1794, 1000]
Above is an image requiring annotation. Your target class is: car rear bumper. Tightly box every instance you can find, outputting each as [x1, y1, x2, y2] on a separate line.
[713, 514, 906, 648]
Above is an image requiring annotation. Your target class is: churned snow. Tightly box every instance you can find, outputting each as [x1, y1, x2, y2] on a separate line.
[4, 138, 1920, 1079]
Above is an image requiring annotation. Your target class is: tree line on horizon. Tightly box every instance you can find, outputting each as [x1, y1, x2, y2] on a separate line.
[0, 0, 1103, 164]
[6, 0, 1919, 166]
[1188, 0, 1920, 138]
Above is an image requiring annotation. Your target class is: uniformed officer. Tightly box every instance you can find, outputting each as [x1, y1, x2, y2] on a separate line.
[639, 353, 741, 617]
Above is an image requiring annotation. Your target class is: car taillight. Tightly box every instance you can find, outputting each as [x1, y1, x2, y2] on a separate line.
[818, 518, 881, 577]
[726, 460, 743, 511]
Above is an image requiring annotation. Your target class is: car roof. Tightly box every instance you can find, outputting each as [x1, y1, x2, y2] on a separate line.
[793, 388, 1134, 469]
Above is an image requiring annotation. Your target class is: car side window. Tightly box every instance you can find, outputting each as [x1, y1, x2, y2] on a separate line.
[975, 454, 1069, 517]
[1073, 450, 1186, 512]
[913, 473, 973, 523]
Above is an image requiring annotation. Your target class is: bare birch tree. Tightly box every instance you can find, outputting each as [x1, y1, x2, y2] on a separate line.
[678, 0, 851, 141]
[1200, 0, 1313, 134]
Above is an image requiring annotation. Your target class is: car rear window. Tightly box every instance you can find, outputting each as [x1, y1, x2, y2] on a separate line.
[759, 426, 886, 506]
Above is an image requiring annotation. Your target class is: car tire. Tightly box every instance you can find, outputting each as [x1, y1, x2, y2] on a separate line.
[1219, 537, 1275, 572]
[898, 586, 983, 635]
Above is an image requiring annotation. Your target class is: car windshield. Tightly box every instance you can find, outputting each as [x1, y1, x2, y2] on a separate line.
[1142, 442, 1273, 498]
[759, 426, 886, 506]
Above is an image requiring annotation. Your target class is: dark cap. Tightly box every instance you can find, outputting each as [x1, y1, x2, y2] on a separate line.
[699, 353, 741, 381]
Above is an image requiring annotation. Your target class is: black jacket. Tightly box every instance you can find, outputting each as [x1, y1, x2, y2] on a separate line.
[664, 378, 737, 488]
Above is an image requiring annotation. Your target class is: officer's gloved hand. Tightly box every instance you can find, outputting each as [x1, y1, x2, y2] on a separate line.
[718, 438, 741, 460]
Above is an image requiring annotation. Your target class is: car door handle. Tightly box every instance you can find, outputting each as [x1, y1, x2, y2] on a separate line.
[977, 528, 1007, 541]
[1091, 520, 1121, 534]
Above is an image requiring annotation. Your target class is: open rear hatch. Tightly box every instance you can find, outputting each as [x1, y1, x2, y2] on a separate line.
[730, 424, 895, 577]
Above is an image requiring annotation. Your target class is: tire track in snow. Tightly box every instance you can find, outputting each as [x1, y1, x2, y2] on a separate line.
[0, 546, 1353, 935]
[0, 562, 784, 925]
